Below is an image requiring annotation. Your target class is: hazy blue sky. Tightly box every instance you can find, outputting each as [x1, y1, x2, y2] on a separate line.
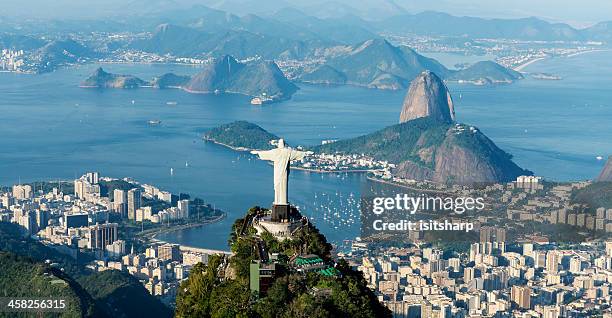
[2, 0, 611, 27]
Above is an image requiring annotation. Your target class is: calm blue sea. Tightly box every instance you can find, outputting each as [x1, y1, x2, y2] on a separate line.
[0, 51, 610, 250]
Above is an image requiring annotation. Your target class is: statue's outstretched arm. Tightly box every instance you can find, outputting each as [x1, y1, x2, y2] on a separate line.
[251, 149, 278, 161]
[290, 150, 313, 161]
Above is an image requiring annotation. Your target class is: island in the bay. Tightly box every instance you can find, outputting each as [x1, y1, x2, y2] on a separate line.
[80, 55, 298, 103]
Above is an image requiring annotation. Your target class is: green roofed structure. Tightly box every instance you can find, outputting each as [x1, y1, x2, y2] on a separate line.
[318, 267, 340, 277]
[293, 254, 327, 273]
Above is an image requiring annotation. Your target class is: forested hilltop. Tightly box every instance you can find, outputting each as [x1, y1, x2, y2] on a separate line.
[203, 121, 279, 151]
[0, 223, 172, 318]
[175, 206, 391, 318]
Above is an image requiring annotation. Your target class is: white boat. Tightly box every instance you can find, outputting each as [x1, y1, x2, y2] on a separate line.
[250, 97, 263, 105]
[166, 101, 178, 105]
[596, 156, 604, 160]
[148, 120, 161, 125]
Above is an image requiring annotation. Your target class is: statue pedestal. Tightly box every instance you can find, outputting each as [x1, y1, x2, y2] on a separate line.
[271, 204, 289, 222]
[254, 204, 303, 241]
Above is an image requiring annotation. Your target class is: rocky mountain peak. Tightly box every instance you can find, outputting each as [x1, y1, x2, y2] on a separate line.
[399, 71, 455, 124]
[597, 156, 612, 182]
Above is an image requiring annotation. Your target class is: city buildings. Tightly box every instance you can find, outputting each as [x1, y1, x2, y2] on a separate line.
[127, 188, 141, 220]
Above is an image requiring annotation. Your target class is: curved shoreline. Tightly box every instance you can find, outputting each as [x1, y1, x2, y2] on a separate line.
[513, 57, 546, 72]
[143, 213, 233, 254]
[140, 212, 226, 240]
[514, 49, 611, 72]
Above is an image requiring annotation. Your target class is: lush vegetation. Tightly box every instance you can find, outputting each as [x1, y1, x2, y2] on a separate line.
[0, 223, 171, 317]
[79, 270, 172, 318]
[175, 207, 391, 318]
[0, 252, 96, 318]
[314, 117, 451, 168]
[571, 182, 612, 210]
[204, 121, 279, 150]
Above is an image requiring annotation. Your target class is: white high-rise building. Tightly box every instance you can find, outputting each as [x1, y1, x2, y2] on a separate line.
[12, 184, 33, 200]
[569, 256, 582, 273]
[86, 172, 99, 184]
[178, 199, 190, 219]
[127, 188, 141, 220]
[523, 243, 534, 257]
[546, 251, 559, 273]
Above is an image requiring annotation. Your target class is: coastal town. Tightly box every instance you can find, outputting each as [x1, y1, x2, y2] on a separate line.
[2, 166, 611, 315]
[298, 151, 395, 173]
[1, 172, 226, 306]
[344, 239, 612, 317]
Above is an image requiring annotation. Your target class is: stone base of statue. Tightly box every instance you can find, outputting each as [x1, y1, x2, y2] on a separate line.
[271, 204, 289, 222]
[253, 205, 304, 241]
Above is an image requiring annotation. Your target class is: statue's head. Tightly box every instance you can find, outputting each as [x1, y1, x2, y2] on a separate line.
[277, 139, 286, 148]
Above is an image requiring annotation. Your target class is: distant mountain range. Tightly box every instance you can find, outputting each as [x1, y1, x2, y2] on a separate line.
[374, 12, 584, 41]
[5, 6, 612, 76]
[124, 6, 612, 42]
[118, 3, 612, 42]
[129, 5, 378, 45]
[298, 39, 522, 89]
[130, 23, 332, 60]
[0, 33, 45, 50]
[28, 39, 97, 73]
[81, 56, 298, 101]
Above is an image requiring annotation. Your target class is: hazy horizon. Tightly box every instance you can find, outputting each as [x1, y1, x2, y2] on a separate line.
[1, 0, 611, 27]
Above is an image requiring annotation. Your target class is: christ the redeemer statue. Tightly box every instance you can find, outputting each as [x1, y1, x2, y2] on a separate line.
[251, 139, 309, 206]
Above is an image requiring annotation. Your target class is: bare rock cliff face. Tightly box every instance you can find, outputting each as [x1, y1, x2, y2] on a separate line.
[394, 127, 530, 184]
[431, 138, 503, 184]
[399, 71, 455, 124]
[597, 156, 612, 182]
